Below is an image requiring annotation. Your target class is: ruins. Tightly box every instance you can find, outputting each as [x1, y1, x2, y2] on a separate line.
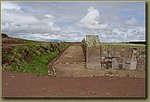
[82, 35, 145, 71]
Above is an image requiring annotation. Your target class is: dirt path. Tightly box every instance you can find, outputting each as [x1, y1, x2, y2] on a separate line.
[55, 45, 85, 63]
[54, 45, 88, 77]
[2, 71, 145, 98]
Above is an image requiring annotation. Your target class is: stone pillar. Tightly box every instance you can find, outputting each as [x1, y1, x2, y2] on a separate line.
[85, 35, 101, 69]
[112, 58, 118, 69]
[130, 54, 137, 70]
[130, 48, 138, 70]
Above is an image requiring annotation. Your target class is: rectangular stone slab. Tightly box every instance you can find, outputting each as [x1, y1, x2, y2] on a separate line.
[130, 54, 137, 70]
[86, 46, 101, 69]
[85, 35, 101, 69]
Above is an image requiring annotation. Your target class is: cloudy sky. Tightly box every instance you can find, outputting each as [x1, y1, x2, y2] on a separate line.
[1, 1, 145, 42]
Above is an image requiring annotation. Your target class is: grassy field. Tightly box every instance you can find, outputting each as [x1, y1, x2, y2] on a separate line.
[82, 38, 145, 48]
[100, 43, 145, 47]
[2, 38, 70, 75]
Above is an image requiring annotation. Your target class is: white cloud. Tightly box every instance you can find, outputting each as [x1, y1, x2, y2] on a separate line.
[101, 27, 145, 42]
[1, 2, 145, 42]
[2, 2, 21, 10]
[15, 33, 63, 41]
[2, 3, 61, 35]
[125, 18, 139, 26]
[3, 12, 40, 25]
[98, 23, 108, 29]
[77, 6, 108, 30]
[44, 14, 54, 19]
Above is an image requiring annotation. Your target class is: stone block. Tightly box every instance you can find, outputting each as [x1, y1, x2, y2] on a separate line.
[130, 54, 137, 70]
[85, 35, 101, 69]
[112, 58, 118, 69]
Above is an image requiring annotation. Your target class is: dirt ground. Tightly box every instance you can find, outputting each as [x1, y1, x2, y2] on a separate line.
[2, 37, 25, 49]
[2, 71, 145, 98]
[2, 44, 146, 98]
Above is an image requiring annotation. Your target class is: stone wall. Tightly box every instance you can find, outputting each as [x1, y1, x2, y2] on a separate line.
[101, 45, 145, 70]
[82, 35, 146, 71]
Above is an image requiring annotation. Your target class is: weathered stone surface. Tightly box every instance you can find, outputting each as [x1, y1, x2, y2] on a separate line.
[130, 54, 137, 70]
[112, 58, 118, 69]
[86, 46, 101, 69]
[123, 58, 130, 70]
[118, 64, 123, 69]
[85, 35, 100, 47]
[103, 50, 108, 57]
[85, 35, 101, 69]
[115, 52, 121, 58]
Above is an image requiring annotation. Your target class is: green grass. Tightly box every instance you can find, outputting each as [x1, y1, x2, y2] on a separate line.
[2, 40, 70, 75]
[16, 51, 59, 75]
[100, 43, 145, 47]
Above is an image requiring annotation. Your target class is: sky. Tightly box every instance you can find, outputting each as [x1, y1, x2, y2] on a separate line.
[1, 1, 145, 42]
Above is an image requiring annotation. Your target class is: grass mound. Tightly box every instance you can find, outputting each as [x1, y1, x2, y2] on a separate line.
[2, 41, 70, 75]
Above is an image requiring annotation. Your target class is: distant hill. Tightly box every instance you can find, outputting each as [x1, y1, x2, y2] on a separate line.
[49, 39, 65, 42]
[1, 33, 66, 43]
[129, 41, 146, 45]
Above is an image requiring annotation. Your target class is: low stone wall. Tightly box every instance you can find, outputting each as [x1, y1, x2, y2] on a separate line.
[101, 45, 145, 70]
[82, 35, 146, 71]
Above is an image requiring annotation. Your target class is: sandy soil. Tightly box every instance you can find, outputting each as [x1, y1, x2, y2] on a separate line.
[2, 71, 145, 98]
